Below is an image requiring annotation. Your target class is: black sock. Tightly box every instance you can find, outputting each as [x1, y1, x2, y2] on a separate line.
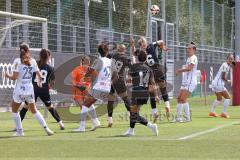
[107, 101, 114, 117]
[48, 108, 61, 122]
[160, 87, 169, 102]
[122, 96, 131, 112]
[20, 107, 28, 121]
[130, 112, 137, 128]
[137, 114, 148, 126]
[150, 97, 157, 109]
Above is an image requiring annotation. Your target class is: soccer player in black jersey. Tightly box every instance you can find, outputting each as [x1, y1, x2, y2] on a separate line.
[123, 50, 159, 136]
[19, 49, 65, 130]
[130, 36, 171, 122]
[107, 44, 131, 127]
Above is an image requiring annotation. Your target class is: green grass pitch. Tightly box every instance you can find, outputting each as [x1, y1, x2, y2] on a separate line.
[0, 96, 240, 160]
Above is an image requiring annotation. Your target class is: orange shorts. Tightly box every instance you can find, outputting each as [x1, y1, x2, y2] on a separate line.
[72, 82, 90, 101]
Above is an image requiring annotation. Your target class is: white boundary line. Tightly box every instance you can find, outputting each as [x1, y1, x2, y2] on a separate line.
[178, 121, 240, 140]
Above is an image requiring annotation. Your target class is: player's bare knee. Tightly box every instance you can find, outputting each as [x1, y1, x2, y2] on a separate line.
[158, 81, 166, 89]
[223, 92, 231, 99]
[177, 96, 181, 103]
[182, 98, 187, 104]
[11, 108, 19, 113]
[47, 105, 52, 110]
[149, 91, 155, 97]
[29, 106, 37, 114]
[216, 95, 222, 101]
[118, 91, 127, 98]
[108, 94, 116, 101]
[130, 106, 139, 113]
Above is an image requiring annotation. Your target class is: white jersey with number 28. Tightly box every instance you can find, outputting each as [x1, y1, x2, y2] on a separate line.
[182, 54, 198, 86]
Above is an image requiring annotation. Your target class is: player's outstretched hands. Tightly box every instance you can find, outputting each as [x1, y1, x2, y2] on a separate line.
[162, 46, 170, 52]
[74, 84, 86, 92]
[130, 37, 135, 47]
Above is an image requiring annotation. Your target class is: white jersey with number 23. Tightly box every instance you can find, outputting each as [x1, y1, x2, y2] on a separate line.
[13, 58, 39, 96]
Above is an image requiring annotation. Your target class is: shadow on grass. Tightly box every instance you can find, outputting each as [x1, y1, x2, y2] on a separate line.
[232, 123, 240, 126]
[0, 136, 13, 139]
[98, 135, 130, 138]
[2, 129, 40, 133]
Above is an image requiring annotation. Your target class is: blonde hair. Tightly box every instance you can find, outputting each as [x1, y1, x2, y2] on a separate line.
[81, 55, 91, 65]
[117, 44, 126, 53]
[138, 36, 147, 47]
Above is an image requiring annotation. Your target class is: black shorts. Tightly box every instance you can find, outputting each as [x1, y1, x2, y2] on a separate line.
[131, 86, 149, 106]
[151, 65, 166, 83]
[110, 85, 115, 94]
[153, 69, 165, 83]
[24, 101, 29, 105]
[112, 78, 127, 94]
[34, 89, 51, 107]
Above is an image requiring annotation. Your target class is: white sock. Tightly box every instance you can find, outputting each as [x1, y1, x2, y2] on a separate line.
[80, 106, 88, 127]
[89, 104, 95, 110]
[147, 122, 153, 128]
[211, 100, 220, 113]
[176, 103, 183, 119]
[129, 127, 134, 132]
[152, 108, 157, 115]
[222, 99, 230, 114]
[165, 101, 170, 109]
[183, 102, 190, 120]
[88, 104, 98, 120]
[108, 117, 113, 123]
[34, 111, 48, 128]
[13, 113, 23, 132]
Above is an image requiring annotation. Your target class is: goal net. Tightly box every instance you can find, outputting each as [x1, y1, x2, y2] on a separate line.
[0, 11, 48, 111]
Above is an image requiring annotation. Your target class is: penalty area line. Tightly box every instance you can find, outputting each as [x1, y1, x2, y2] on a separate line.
[178, 121, 240, 141]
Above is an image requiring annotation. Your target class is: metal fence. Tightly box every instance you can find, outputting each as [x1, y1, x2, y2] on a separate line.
[0, 0, 235, 100]
[0, 0, 234, 60]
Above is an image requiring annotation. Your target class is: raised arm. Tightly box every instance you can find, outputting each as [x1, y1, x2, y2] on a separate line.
[130, 37, 137, 64]
[153, 40, 169, 52]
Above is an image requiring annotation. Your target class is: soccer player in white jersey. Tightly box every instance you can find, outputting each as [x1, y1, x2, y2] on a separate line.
[5, 43, 54, 136]
[73, 42, 117, 132]
[175, 42, 198, 122]
[209, 53, 235, 118]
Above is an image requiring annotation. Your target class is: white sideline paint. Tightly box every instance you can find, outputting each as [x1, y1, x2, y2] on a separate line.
[178, 121, 240, 140]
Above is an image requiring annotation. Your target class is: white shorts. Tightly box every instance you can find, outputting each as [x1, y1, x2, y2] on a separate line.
[13, 92, 35, 104]
[89, 89, 109, 101]
[180, 83, 197, 93]
[212, 83, 226, 93]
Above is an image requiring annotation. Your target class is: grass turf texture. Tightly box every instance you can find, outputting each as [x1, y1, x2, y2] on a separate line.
[0, 96, 240, 160]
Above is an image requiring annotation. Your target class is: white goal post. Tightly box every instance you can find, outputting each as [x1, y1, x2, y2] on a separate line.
[0, 11, 49, 116]
[0, 11, 48, 49]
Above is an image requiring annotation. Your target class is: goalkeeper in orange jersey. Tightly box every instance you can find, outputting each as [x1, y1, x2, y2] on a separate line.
[72, 55, 100, 132]
[72, 56, 92, 106]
